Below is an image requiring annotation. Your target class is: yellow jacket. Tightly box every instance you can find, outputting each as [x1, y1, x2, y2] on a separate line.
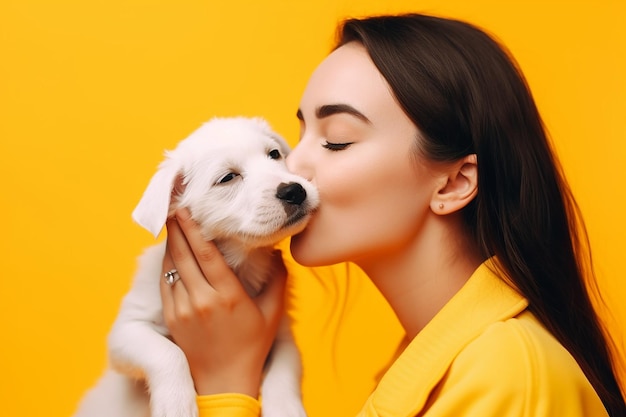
[197, 262, 607, 416]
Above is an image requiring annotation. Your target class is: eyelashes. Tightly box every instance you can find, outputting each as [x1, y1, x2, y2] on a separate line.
[322, 141, 353, 151]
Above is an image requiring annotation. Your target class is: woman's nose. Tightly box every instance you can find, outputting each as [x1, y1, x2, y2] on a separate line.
[286, 141, 312, 180]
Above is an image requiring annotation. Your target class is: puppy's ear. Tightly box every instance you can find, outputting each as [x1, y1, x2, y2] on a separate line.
[131, 155, 183, 238]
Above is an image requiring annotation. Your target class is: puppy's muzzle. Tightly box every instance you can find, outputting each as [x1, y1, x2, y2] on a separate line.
[276, 182, 311, 226]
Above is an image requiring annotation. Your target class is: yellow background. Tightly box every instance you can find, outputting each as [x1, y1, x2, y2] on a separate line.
[1, 1, 624, 416]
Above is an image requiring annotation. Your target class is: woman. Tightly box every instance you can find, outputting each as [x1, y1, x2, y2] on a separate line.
[160, 13, 626, 416]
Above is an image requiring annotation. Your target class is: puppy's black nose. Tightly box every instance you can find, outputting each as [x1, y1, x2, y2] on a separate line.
[276, 182, 307, 205]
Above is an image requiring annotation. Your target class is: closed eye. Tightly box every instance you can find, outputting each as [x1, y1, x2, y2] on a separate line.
[217, 172, 240, 184]
[322, 141, 353, 151]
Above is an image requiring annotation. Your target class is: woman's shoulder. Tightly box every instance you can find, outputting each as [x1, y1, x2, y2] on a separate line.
[437, 310, 607, 415]
[457, 310, 581, 381]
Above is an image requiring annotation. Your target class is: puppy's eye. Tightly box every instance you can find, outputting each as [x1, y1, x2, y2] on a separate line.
[268, 149, 282, 160]
[217, 172, 239, 184]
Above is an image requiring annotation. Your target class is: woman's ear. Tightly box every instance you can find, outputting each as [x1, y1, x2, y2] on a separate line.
[430, 154, 478, 215]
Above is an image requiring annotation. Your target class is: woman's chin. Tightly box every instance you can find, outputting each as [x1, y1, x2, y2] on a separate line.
[290, 235, 347, 267]
[289, 233, 314, 266]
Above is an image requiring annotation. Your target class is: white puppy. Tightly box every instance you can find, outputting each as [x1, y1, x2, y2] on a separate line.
[74, 117, 317, 417]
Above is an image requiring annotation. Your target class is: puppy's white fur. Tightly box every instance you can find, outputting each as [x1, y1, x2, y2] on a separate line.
[74, 117, 317, 417]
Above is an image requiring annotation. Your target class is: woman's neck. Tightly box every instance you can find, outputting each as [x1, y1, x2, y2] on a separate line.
[357, 215, 484, 339]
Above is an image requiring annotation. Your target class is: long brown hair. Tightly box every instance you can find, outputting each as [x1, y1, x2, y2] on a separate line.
[337, 13, 625, 416]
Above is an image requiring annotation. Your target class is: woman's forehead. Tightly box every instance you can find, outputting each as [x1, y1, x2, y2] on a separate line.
[299, 43, 396, 122]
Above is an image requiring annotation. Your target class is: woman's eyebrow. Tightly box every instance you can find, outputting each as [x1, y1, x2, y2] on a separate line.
[317, 104, 371, 124]
[295, 104, 372, 124]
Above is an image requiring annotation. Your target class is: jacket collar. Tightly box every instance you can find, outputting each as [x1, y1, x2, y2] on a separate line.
[367, 260, 528, 416]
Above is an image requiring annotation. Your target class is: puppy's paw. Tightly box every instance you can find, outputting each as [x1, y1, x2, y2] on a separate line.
[262, 395, 307, 417]
[149, 378, 198, 417]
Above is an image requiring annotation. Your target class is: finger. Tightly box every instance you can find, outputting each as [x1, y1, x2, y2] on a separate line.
[160, 248, 178, 327]
[161, 246, 194, 327]
[255, 250, 288, 324]
[159, 255, 174, 311]
[174, 208, 244, 294]
[166, 214, 215, 295]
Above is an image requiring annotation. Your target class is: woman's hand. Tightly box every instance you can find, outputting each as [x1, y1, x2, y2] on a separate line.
[160, 208, 287, 398]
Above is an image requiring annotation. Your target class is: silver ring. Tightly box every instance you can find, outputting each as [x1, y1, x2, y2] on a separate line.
[163, 269, 180, 286]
